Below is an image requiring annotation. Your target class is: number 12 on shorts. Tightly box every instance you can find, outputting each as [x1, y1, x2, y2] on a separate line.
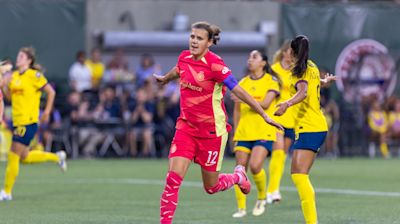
[206, 151, 218, 166]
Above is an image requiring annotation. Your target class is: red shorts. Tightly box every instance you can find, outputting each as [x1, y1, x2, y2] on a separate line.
[169, 129, 228, 172]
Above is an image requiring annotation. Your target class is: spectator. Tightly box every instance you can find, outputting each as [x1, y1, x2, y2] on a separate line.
[126, 88, 155, 157]
[103, 48, 134, 84]
[82, 86, 121, 157]
[321, 88, 340, 158]
[69, 51, 92, 92]
[388, 99, 400, 150]
[86, 48, 105, 90]
[135, 53, 161, 88]
[107, 48, 129, 71]
[367, 100, 390, 158]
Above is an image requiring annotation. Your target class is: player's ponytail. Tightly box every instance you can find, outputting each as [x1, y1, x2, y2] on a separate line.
[257, 50, 282, 89]
[290, 35, 309, 78]
[20, 46, 43, 72]
[192, 21, 221, 45]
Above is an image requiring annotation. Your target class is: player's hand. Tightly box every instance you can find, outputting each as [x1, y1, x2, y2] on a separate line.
[274, 102, 289, 116]
[153, 74, 169, 85]
[321, 73, 338, 84]
[263, 115, 284, 131]
[0, 63, 12, 75]
[41, 111, 50, 124]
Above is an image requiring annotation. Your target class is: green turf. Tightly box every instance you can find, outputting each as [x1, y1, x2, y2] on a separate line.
[0, 158, 400, 224]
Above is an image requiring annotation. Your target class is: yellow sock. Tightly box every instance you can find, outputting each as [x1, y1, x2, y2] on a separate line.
[380, 143, 389, 158]
[292, 174, 317, 224]
[267, 149, 286, 194]
[234, 185, 246, 210]
[21, 150, 59, 164]
[252, 168, 267, 200]
[4, 151, 20, 194]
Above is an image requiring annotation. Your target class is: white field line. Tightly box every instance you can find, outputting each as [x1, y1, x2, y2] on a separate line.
[20, 178, 400, 198]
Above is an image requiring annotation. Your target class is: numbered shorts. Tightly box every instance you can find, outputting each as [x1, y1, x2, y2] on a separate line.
[293, 131, 327, 153]
[234, 140, 273, 154]
[12, 123, 38, 146]
[169, 129, 228, 172]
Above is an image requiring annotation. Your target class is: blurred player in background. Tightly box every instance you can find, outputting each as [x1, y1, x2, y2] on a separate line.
[0, 47, 67, 201]
[266, 41, 296, 204]
[275, 35, 335, 224]
[154, 21, 283, 224]
[367, 100, 389, 158]
[231, 50, 281, 218]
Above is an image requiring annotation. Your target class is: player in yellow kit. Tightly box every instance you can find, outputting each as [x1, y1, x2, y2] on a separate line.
[266, 41, 296, 204]
[0, 47, 67, 201]
[275, 36, 335, 224]
[231, 50, 281, 218]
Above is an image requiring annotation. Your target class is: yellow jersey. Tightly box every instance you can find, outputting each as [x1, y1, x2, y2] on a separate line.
[388, 112, 400, 132]
[290, 60, 328, 133]
[271, 62, 295, 128]
[233, 73, 279, 141]
[9, 68, 48, 126]
[85, 59, 104, 87]
[368, 111, 388, 134]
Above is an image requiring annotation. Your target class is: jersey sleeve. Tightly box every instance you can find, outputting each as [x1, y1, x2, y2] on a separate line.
[210, 57, 232, 83]
[175, 51, 187, 75]
[268, 75, 280, 95]
[33, 71, 48, 90]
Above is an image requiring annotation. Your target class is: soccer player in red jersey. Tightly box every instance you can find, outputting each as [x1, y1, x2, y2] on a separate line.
[154, 21, 283, 224]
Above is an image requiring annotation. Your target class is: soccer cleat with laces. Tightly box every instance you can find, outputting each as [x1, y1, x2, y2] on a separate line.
[232, 209, 247, 218]
[0, 189, 12, 201]
[56, 151, 67, 172]
[234, 165, 251, 194]
[252, 199, 267, 216]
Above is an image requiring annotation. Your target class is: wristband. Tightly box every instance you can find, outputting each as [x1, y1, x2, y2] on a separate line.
[286, 101, 292, 107]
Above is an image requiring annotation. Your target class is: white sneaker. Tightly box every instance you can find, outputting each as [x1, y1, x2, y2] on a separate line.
[232, 209, 246, 218]
[271, 191, 282, 203]
[267, 191, 282, 204]
[266, 193, 273, 204]
[56, 151, 67, 172]
[0, 189, 12, 201]
[252, 199, 267, 216]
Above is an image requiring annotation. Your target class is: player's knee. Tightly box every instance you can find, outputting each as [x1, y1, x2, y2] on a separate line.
[249, 164, 261, 175]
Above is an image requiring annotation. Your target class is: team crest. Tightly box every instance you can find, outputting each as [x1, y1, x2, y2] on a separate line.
[197, 71, 205, 81]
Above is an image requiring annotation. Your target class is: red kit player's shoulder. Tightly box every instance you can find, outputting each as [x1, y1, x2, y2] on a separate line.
[178, 50, 192, 60]
[205, 51, 223, 64]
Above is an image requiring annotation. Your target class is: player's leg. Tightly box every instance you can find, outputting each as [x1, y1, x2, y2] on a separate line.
[379, 132, 390, 158]
[1, 124, 38, 200]
[199, 133, 250, 195]
[21, 150, 67, 172]
[248, 143, 270, 216]
[291, 132, 326, 224]
[160, 130, 195, 224]
[0, 141, 26, 201]
[232, 143, 251, 218]
[267, 131, 289, 204]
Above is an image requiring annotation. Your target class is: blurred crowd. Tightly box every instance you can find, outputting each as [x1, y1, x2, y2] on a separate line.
[0, 48, 180, 159]
[1, 48, 399, 160]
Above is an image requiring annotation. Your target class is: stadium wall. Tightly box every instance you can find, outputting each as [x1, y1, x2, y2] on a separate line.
[0, 0, 85, 91]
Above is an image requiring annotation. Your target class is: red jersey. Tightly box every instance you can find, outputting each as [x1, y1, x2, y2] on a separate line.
[175, 50, 232, 138]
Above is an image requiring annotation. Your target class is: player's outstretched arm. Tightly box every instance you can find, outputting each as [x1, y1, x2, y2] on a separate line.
[231, 85, 283, 131]
[153, 66, 179, 85]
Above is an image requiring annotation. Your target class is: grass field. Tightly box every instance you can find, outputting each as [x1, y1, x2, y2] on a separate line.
[0, 158, 400, 224]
